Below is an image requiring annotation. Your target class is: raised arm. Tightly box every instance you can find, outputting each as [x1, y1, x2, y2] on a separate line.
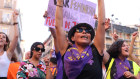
[94, 0, 105, 55]
[102, 19, 111, 64]
[43, 11, 59, 53]
[103, 30, 119, 64]
[55, 0, 68, 56]
[49, 28, 59, 53]
[129, 32, 140, 66]
[46, 66, 53, 79]
[7, 10, 19, 59]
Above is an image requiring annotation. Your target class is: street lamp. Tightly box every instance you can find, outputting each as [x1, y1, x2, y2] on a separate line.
[111, 14, 114, 43]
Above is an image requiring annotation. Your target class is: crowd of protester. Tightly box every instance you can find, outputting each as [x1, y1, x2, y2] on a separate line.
[0, 0, 140, 79]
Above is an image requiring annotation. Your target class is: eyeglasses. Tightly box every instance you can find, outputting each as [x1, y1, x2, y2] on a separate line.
[34, 47, 45, 52]
[76, 28, 91, 33]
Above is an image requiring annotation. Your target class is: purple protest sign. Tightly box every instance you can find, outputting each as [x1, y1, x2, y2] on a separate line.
[45, 0, 96, 31]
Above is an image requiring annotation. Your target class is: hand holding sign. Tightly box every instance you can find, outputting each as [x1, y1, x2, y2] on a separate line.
[43, 11, 48, 18]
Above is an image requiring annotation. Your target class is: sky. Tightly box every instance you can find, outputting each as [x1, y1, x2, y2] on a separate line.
[17, 0, 140, 53]
[17, 0, 50, 53]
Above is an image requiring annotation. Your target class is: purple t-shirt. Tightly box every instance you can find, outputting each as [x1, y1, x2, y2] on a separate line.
[55, 52, 63, 79]
[105, 57, 131, 79]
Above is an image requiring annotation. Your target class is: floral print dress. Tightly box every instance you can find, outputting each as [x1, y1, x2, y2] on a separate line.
[17, 60, 46, 79]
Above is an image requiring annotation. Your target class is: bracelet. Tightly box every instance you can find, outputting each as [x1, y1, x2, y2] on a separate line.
[56, 5, 63, 7]
[102, 22, 105, 25]
[13, 22, 18, 25]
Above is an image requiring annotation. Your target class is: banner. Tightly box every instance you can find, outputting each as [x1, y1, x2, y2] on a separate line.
[45, 0, 96, 31]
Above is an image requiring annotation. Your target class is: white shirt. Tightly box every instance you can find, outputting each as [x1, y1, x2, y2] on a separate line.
[0, 51, 10, 77]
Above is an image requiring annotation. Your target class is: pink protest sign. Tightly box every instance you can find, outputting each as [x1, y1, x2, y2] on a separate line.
[45, 0, 96, 31]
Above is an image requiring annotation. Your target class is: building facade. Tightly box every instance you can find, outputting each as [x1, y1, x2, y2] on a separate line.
[43, 35, 54, 58]
[105, 24, 140, 59]
[0, 0, 23, 61]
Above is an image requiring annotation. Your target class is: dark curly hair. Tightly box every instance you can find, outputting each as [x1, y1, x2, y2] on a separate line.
[0, 32, 10, 51]
[30, 42, 44, 58]
[107, 40, 125, 58]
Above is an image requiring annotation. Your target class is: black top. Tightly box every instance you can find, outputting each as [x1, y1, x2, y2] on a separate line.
[105, 57, 118, 79]
[105, 57, 112, 70]
[62, 44, 103, 79]
[0, 77, 7, 79]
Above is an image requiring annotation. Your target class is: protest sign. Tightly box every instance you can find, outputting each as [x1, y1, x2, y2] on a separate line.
[45, 0, 96, 31]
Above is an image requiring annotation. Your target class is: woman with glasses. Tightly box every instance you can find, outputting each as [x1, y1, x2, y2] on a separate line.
[17, 42, 46, 79]
[0, 10, 19, 79]
[55, 0, 106, 79]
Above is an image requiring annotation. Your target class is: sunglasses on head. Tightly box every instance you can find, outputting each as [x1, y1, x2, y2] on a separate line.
[34, 47, 45, 52]
[76, 28, 91, 33]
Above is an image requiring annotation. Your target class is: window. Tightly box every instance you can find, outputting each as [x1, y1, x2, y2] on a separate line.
[4, 0, 13, 8]
[123, 33, 126, 39]
[2, 12, 12, 24]
[119, 33, 122, 38]
[2, 27, 9, 35]
[106, 45, 111, 50]
[106, 30, 110, 36]
[126, 34, 130, 39]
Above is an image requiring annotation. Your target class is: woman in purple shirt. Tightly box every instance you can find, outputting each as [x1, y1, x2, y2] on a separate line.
[104, 39, 140, 79]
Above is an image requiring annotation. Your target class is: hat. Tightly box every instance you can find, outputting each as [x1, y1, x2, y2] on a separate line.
[68, 23, 95, 44]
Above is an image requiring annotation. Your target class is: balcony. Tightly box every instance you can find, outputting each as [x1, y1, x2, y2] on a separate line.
[0, 21, 12, 25]
[105, 35, 112, 39]
[123, 39, 131, 42]
[4, 5, 12, 9]
[0, 21, 13, 25]
[135, 54, 140, 57]
[133, 46, 139, 49]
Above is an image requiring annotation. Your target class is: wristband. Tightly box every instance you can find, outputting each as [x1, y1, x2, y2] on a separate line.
[56, 5, 63, 7]
[13, 22, 18, 25]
